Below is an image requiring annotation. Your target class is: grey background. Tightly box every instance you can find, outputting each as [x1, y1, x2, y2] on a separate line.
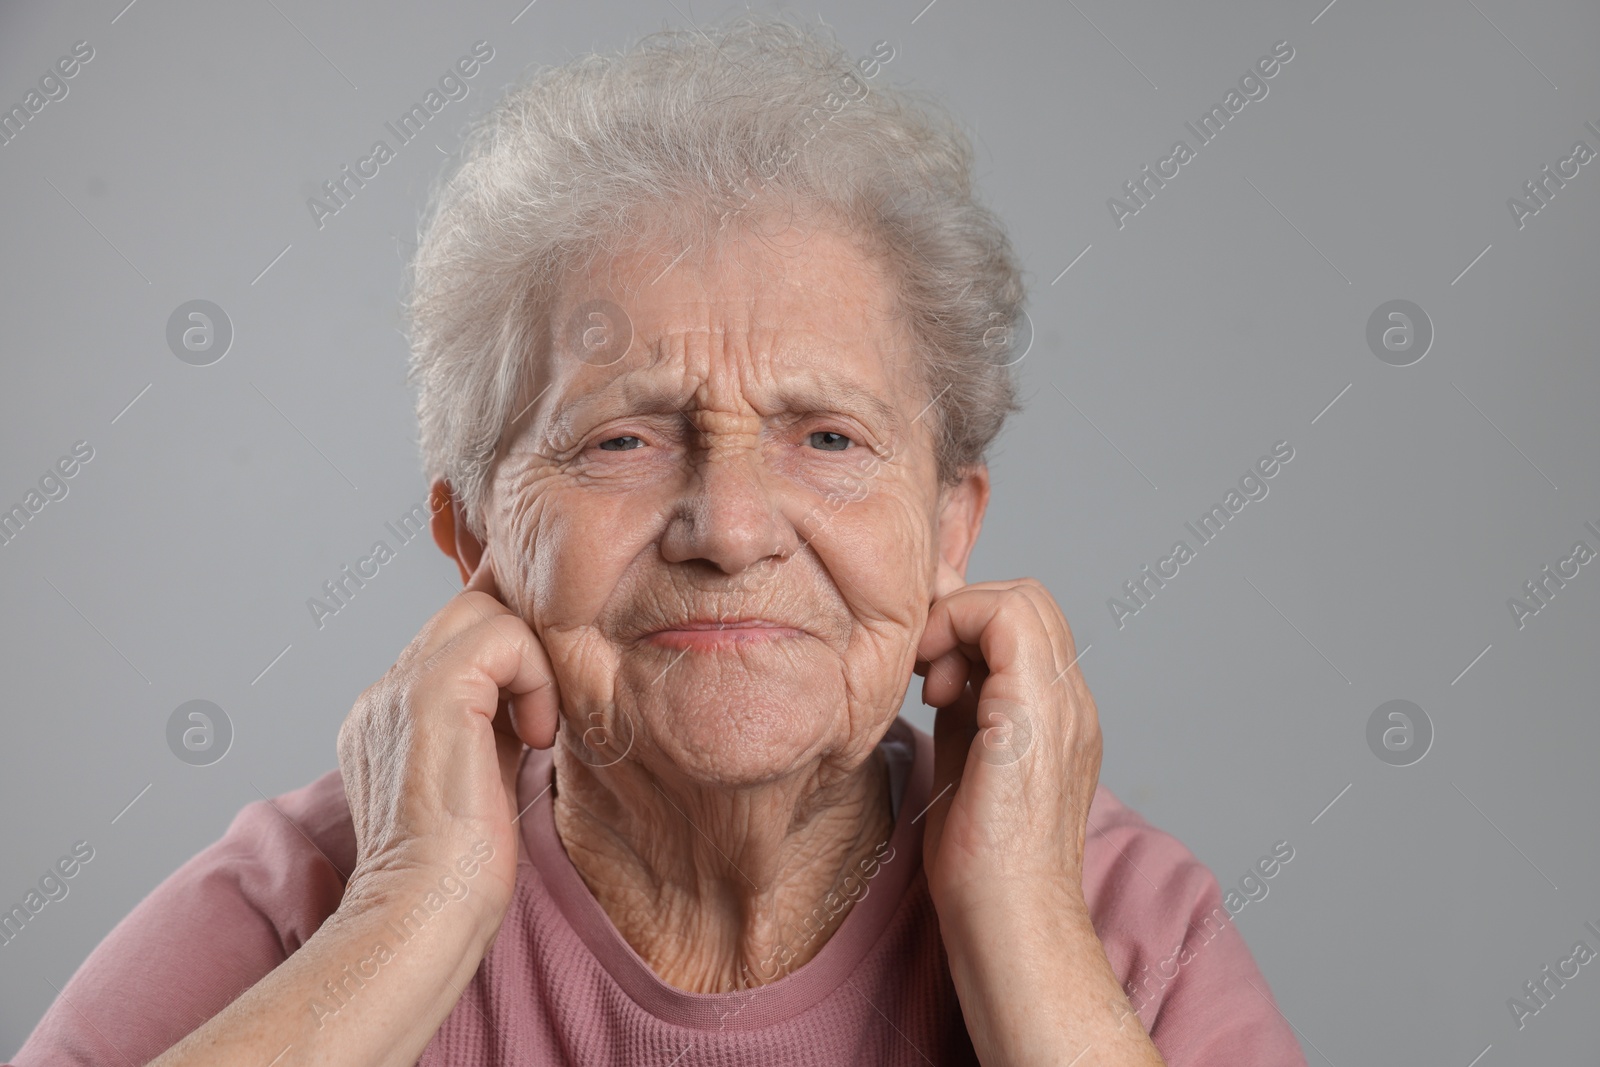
[2, 0, 1597, 1061]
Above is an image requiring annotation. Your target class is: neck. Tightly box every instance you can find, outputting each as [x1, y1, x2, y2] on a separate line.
[549, 738, 895, 993]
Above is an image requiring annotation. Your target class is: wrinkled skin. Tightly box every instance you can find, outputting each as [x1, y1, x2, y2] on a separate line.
[143, 213, 1153, 1067]
[493, 225, 966, 788]
[417, 215, 1159, 1067]
[432, 213, 989, 989]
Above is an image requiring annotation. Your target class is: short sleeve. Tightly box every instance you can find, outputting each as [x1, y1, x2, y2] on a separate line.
[8, 770, 354, 1067]
[1081, 787, 1308, 1067]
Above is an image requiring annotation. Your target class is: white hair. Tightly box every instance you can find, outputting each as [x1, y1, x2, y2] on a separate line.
[403, 11, 1025, 539]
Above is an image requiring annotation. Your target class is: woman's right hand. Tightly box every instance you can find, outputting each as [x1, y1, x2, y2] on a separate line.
[336, 555, 562, 947]
[147, 559, 562, 1067]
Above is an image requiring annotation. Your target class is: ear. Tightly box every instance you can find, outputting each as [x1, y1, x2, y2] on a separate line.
[430, 478, 485, 585]
[932, 463, 990, 599]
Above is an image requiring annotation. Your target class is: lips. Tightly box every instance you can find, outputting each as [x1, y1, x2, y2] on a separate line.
[662, 618, 786, 630]
[643, 617, 806, 650]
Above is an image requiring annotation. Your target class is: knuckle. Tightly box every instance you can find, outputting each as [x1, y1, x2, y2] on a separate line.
[1003, 585, 1035, 613]
[415, 638, 458, 680]
[487, 610, 531, 642]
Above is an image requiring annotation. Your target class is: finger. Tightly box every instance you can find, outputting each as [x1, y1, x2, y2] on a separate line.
[931, 662, 986, 744]
[409, 555, 513, 664]
[421, 612, 562, 750]
[917, 585, 1057, 708]
[1004, 579, 1079, 685]
[916, 559, 973, 686]
[489, 692, 520, 740]
[454, 557, 561, 749]
[920, 649, 971, 708]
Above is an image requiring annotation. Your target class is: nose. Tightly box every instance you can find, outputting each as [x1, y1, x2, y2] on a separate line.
[659, 439, 798, 577]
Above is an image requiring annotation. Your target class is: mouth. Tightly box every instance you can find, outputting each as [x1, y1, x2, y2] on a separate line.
[643, 618, 807, 651]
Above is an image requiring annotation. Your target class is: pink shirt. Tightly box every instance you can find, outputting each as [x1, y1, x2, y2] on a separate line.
[9, 718, 1307, 1065]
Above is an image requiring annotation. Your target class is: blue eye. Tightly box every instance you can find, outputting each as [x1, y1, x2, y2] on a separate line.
[809, 431, 851, 452]
[598, 435, 643, 451]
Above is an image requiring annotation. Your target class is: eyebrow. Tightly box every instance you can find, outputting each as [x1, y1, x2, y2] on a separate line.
[552, 373, 907, 434]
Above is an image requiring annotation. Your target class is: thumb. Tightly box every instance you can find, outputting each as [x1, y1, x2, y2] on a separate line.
[913, 561, 969, 681]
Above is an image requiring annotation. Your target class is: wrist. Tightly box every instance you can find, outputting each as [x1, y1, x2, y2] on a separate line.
[340, 852, 511, 955]
[936, 886, 1165, 1067]
[935, 875, 1087, 946]
[943, 884, 1098, 988]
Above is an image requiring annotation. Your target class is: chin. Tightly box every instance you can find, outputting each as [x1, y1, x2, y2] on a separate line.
[631, 673, 845, 789]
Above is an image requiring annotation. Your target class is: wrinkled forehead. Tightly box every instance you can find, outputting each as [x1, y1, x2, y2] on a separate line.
[532, 222, 929, 434]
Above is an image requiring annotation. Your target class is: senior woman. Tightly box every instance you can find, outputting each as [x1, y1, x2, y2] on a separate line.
[12, 15, 1304, 1067]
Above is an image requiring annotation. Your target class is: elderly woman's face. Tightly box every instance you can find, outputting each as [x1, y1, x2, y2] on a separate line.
[484, 221, 978, 785]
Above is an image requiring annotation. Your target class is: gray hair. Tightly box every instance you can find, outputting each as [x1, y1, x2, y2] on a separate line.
[404, 12, 1025, 540]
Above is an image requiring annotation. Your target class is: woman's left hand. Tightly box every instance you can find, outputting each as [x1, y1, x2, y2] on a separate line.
[914, 576, 1101, 913]
[914, 576, 1167, 1066]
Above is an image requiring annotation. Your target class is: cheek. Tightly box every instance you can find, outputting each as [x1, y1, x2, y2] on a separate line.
[494, 485, 638, 626]
[821, 489, 937, 676]
[490, 487, 644, 717]
[488, 461, 609, 621]
[485, 466, 553, 609]
[825, 485, 936, 597]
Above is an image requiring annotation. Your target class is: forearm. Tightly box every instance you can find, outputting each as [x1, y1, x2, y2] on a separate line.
[148, 885, 496, 1067]
[940, 885, 1166, 1067]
